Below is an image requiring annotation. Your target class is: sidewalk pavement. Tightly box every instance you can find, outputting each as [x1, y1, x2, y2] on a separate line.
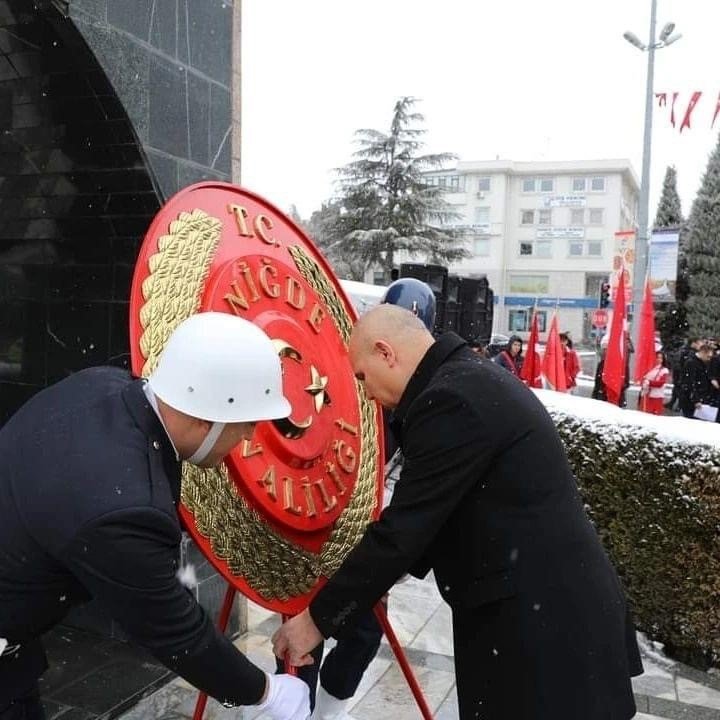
[119, 574, 720, 720]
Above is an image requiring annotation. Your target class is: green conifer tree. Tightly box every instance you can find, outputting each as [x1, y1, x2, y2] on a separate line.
[321, 97, 468, 281]
[685, 137, 720, 338]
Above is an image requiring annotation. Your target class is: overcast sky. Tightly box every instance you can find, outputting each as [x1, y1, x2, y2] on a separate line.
[241, 0, 720, 223]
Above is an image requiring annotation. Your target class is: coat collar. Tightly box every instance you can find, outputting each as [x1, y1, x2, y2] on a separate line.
[121, 378, 182, 504]
[393, 332, 467, 427]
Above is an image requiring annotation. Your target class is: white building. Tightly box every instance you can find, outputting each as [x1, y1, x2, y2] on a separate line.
[408, 159, 639, 344]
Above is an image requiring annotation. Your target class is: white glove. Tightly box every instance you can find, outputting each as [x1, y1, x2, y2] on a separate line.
[257, 672, 310, 720]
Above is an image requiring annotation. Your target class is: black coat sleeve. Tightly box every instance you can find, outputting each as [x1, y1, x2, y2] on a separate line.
[310, 386, 501, 638]
[61, 509, 265, 707]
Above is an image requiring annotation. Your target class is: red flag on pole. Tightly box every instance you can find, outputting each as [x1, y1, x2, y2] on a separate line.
[634, 278, 656, 383]
[602, 268, 628, 405]
[520, 310, 542, 388]
[542, 312, 567, 392]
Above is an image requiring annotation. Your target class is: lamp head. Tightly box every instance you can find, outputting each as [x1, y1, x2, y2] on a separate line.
[659, 22, 675, 41]
[623, 31, 646, 50]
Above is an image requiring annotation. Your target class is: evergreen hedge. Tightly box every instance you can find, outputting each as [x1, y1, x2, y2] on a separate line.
[539, 393, 720, 667]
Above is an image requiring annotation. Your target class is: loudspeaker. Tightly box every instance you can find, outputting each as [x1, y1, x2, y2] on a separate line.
[444, 303, 460, 333]
[434, 299, 446, 336]
[446, 275, 461, 304]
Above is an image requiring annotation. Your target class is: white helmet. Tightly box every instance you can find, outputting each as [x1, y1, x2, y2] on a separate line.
[147, 312, 291, 423]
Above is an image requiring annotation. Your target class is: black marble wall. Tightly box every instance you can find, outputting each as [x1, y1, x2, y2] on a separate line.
[69, 0, 233, 199]
[0, 0, 233, 424]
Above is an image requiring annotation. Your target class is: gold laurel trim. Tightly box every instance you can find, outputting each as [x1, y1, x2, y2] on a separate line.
[139, 209, 223, 377]
[138, 218, 379, 599]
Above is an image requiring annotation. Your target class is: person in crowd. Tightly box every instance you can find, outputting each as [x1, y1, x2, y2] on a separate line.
[591, 347, 608, 402]
[0, 313, 310, 720]
[493, 334, 524, 377]
[681, 342, 719, 419]
[272, 305, 643, 720]
[468, 339, 490, 358]
[669, 337, 701, 413]
[710, 340, 720, 397]
[640, 351, 671, 415]
[560, 332, 581, 393]
[290, 277, 437, 720]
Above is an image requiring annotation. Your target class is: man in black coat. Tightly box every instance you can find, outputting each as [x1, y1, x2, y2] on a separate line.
[273, 305, 642, 720]
[0, 312, 310, 720]
[681, 342, 718, 418]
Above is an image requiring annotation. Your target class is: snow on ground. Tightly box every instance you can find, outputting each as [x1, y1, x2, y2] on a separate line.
[534, 388, 720, 450]
[636, 632, 677, 671]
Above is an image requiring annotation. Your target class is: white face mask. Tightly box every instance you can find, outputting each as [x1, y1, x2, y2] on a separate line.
[187, 421, 226, 465]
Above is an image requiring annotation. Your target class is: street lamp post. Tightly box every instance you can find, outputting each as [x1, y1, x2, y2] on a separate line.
[623, 0, 680, 370]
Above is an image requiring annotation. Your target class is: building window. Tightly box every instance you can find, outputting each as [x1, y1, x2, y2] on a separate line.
[520, 208, 551, 226]
[572, 177, 585, 192]
[519, 239, 552, 258]
[424, 174, 464, 192]
[539, 177, 554, 192]
[568, 239, 603, 257]
[473, 237, 490, 256]
[509, 274, 550, 294]
[590, 176, 606, 192]
[570, 208, 585, 225]
[588, 208, 604, 224]
[475, 206, 490, 224]
[522, 178, 536, 193]
[509, 309, 548, 332]
[478, 176, 491, 192]
[537, 240, 552, 257]
[373, 270, 386, 284]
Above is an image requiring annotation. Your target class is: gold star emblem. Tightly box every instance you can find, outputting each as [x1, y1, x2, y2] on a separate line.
[305, 365, 330, 413]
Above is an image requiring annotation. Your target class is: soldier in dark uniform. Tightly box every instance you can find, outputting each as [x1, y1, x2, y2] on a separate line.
[273, 304, 642, 720]
[0, 313, 310, 720]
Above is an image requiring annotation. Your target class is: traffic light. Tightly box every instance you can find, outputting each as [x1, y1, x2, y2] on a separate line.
[599, 280, 611, 308]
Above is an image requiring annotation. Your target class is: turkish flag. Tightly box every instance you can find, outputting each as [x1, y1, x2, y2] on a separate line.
[542, 313, 567, 392]
[602, 268, 628, 405]
[634, 279, 656, 383]
[520, 310, 542, 388]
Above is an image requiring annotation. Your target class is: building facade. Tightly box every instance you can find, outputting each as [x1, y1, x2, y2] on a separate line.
[420, 159, 639, 344]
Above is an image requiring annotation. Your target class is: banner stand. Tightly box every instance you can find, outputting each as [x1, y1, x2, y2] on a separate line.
[191, 584, 434, 720]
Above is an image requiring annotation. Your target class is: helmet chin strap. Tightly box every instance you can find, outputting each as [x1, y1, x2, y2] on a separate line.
[187, 422, 226, 465]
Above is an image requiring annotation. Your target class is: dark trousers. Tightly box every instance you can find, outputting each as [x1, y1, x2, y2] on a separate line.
[0, 640, 47, 720]
[275, 642, 324, 710]
[320, 607, 383, 700]
[276, 605, 384, 705]
[0, 684, 45, 720]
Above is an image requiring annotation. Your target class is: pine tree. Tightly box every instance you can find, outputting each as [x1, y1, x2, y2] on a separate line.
[324, 97, 468, 281]
[684, 136, 720, 338]
[654, 166, 683, 227]
[652, 166, 688, 350]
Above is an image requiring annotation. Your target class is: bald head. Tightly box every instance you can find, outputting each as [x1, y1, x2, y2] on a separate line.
[349, 305, 435, 409]
[353, 304, 432, 348]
